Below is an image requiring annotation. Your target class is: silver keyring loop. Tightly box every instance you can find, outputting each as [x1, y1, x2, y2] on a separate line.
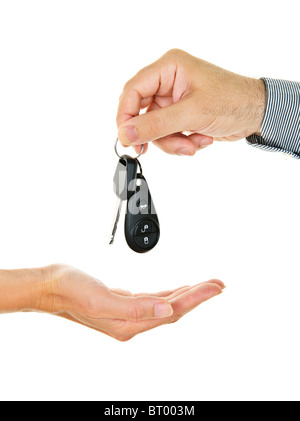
[114, 137, 145, 159]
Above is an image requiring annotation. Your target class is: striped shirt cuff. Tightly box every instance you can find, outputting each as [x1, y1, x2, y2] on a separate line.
[247, 78, 300, 158]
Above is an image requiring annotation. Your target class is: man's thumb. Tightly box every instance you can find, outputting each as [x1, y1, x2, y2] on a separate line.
[118, 99, 192, 146]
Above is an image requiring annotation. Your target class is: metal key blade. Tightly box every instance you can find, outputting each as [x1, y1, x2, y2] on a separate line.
[109, 197, 123, 245]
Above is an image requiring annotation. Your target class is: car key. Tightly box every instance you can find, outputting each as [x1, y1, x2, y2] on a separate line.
[110, 138, 160, 253]
[109, 154, 138, 245]
[125, 173, 160, 253]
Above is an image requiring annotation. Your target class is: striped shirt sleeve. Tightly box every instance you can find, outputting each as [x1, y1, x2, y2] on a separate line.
[246, 78, 300, 158]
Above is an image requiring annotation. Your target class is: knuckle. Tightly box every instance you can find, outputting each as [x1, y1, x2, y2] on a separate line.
[123, 77, 135, 92]
[137, 64, 152, 78]
[123, 80, 130, 91]
[146, 113, 165, 136]
[165, 48, 185, 60]
[127, 302, 145, 322]
[84, 296, 100, 317]
[85, 289, 110, 317]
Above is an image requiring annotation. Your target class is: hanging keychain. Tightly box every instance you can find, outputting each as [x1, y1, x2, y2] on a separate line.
[109, 139, 160, 253]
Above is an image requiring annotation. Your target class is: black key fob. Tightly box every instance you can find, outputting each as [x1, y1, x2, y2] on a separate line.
[113, 155, 138, 200]
[125, 174, 160, 253]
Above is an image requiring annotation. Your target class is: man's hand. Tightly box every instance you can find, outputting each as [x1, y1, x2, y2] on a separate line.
[117, 49, 266, 156]
[35, 264, 224, 341]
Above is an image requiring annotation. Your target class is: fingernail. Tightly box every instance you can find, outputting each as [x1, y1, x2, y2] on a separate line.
[176, 147, 195, 156]
[119, 125, 138, 144]
[154, 302, 173, 318]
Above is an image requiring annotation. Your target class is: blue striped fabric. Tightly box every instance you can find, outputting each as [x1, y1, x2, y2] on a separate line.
[246, 78, 300, 158]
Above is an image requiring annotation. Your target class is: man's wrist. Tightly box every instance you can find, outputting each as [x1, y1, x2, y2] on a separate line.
[251, 78, 267, 136]
[246, 78, 300, 159]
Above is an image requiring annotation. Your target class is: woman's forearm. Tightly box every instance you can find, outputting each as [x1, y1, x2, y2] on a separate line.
[0, 267, 44, 313]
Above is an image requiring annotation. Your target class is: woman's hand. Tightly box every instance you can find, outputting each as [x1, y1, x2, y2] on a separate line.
[0, 265, 224, 341]
[36, 264, 224, 341]
[117, 49, 266, 156]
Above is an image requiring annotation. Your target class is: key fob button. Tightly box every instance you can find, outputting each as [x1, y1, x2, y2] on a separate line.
[134, 233, 158, 249]
[134, 220, 153, 236]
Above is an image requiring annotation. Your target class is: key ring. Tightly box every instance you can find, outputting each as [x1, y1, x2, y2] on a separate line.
[114, 137, 145, 159]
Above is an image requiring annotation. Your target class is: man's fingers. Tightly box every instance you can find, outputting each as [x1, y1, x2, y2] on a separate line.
[133, 143, 148, 155]
[116, 57, 177, 127]
[128, 101, 213, 155]
[118, 98, 195, 146]
[153, 132, 213, 155]
[153, 133, 197, 155]
[116, 65, 161, 127]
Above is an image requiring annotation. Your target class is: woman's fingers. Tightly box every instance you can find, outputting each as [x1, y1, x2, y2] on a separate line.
[111, 280, 225, 300]
[115, 282, 224, 339]
[132, 285, 191, 298]
[169, 282, 223, 318]
[99, 293, 173, 321]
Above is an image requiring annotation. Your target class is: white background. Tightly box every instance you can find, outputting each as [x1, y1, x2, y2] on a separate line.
[0, 0, 299, 401]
